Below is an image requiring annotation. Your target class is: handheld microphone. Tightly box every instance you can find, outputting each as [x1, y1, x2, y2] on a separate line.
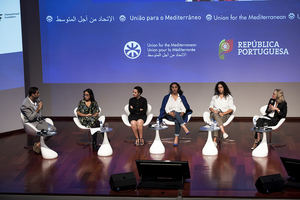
[36, 98, 43, 121]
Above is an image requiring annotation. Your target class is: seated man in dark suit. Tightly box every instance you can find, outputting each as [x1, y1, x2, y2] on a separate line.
[21, 87, 56, 153]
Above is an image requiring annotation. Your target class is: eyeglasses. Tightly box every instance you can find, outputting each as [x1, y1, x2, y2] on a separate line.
[83, 94, 90, 97]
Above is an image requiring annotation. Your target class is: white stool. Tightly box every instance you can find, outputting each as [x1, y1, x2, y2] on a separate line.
[97, 127, 113, 157]
[40, 136, 58, 159]
[200, 125, 220, 156]
[149, 124, 168, 154]
[252, 130, 269, 158]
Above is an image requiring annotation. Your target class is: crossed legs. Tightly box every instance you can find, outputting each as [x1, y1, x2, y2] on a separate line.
[167, 112, 190, 145]
[210, 112, 230, 143]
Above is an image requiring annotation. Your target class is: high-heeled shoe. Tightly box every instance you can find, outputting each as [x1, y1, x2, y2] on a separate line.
[173, 139, 179, 147]
[139, 138, 145, 146]
[173, 136, 179, 146]
[135, 138, 140, 146]
[251, 141, 259, 150]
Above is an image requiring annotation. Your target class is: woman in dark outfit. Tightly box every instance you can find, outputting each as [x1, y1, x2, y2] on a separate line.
[77, 88, 101, 151]
[251, 89, 287, 149]
[128, 86, 147, 146]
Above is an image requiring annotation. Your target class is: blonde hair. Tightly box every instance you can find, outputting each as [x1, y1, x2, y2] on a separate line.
[274, 89, 285, 103]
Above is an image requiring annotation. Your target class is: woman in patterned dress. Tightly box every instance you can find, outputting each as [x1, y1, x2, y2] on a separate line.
[77, 88, 101, 151]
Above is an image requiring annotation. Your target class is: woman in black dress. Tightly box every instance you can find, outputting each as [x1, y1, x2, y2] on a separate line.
[128, 86, 147, 146]
[251, 89, 287, 149]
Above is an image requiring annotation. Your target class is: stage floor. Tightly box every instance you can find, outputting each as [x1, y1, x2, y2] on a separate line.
[1, 119, 300, 198]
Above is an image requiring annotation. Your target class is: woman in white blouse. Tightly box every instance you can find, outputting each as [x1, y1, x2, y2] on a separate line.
[209, 81, 235, 145]
[158, 82, 193, 146]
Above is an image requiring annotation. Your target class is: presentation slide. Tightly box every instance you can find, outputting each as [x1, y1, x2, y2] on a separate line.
[0, 0, 24, 90]
[39, 0, 300, 83]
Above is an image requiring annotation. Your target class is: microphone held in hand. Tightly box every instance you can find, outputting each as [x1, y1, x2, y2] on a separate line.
[36, 98, 43, 121]
[36, 98, 41, 103]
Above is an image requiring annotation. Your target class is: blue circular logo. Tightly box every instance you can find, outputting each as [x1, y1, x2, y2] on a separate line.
[206, 14, 212, 21]
[46, 15, 53, 23]
[124, 41, 141, 59]
[288, 13, 295, 20]
[119, 15, 126, 22]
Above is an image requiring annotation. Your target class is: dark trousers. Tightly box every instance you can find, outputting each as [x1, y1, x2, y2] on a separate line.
[254, 117, 278, 139]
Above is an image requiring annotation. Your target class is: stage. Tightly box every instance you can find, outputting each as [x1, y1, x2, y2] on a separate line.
[1, 118, 300, 199]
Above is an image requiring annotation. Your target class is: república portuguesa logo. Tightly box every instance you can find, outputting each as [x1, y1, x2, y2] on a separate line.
[237, 40, 289, 56]
[219, 39, 233, 60]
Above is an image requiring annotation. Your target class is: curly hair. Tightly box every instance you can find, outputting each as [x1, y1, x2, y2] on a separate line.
[214, 81, 232, 97]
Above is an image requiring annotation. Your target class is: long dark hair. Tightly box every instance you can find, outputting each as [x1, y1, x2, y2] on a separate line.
[214, 81, 231, 97]
[83, 88, 96, 102]
[169, 82, 183, 96]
